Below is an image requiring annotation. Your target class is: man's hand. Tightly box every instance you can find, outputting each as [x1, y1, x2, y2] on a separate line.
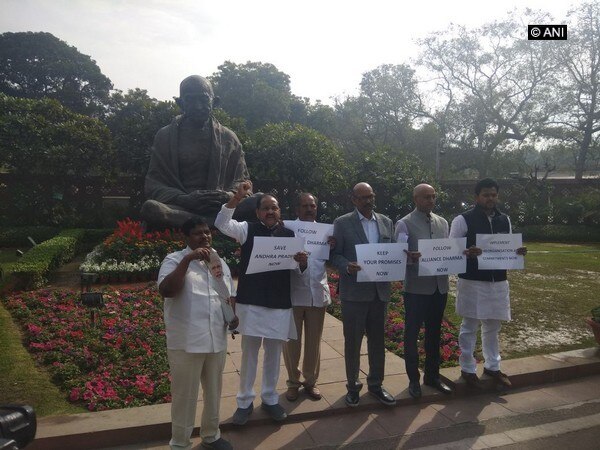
[347, 261, 361, 275]
[327, 236, 336, 249]
[235, 180, 253, 200]
[516, 246, 527, 256]
[186, 247, 211, 262]
[403, 249, 421, 264]
[228, 315, 239, 330]
[463, 245, 482, 258]
[294, 251, 308, 271]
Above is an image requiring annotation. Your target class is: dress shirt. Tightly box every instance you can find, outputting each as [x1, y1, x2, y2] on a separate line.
[357, 210, 379, 244]
[159, 247, 234, 353]
[288, 220, 331, 307]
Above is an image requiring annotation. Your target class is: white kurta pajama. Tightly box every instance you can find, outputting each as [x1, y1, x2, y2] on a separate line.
[159, 247, 235, 450]
[214, 205, 297, 408]
[450, 214, 512, 373]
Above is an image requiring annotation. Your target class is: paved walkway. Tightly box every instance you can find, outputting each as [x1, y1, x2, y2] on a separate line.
[31, 297, 600, 450]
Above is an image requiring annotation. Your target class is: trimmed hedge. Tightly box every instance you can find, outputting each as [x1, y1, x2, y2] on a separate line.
[0, 226, 60, 247]
[517, 224, 600, 243]
[5, 229, 86, 291]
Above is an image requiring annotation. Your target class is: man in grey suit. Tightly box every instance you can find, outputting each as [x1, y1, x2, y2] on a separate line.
[395, 184, 453, 399]
[330, 182, 396, 407]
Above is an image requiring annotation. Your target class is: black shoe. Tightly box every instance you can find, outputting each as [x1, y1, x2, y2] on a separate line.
[408, 381, 422, 399]
[345, 391, 360, 407]
[424, 378, 453, 395]
[201, 437, 233, 450]
[369, 387, 396, 406]
[483, 368, 512, 388]
[261, 402, 287, 421]
[232, 403, 253, 425]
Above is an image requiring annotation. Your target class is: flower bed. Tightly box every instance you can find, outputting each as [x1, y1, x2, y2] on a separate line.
[3, 286, 171, 411]
[326, 272, 460, 367]
[80, 218, 241, 281]
[2, 270, 459, 412]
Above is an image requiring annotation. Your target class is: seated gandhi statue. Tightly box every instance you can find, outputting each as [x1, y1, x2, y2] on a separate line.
[141, 75, 255, 228]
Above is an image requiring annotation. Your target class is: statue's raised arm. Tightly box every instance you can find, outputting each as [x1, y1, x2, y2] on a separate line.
[141, 75, 253, 228]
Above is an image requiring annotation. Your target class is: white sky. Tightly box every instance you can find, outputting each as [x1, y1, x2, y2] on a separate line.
[1, 0, 582, 104]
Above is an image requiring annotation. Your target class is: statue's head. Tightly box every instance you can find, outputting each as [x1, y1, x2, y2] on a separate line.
[176, 75, 219, 124]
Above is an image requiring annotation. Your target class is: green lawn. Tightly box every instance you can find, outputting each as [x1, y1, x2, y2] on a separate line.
[0, 301, 85, 416]
[445, 242, 600, 360]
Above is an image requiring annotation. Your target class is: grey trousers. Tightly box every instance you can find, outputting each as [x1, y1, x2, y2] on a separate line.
[341, 299, 387, 392]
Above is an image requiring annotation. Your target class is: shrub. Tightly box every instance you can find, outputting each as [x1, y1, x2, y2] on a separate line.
[0, 226, 60, 247]
[516, 224, 600, 242]
[7, 229, 85, 290]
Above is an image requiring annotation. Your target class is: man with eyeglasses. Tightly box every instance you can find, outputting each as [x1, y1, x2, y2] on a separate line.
[215, 181, 308, 425]
[330, 182, 396, 408]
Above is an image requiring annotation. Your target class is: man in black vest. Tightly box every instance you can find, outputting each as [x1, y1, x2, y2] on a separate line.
[449, 178, 527, 389]
[215, 181, 308, 425]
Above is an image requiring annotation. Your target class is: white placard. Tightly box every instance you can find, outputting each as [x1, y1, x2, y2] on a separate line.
[476, 233, 524, 270]
[418, 238, 467, 276]
[245, 236, 305, 274]
[355, 243, 408, 282]
[283, 220, 333, 260]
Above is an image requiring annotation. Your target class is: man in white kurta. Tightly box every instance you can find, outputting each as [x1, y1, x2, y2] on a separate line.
[215, 180, 306, 425]
[282, 193, 333, 401]
[159, 218, 236, 450]
[449, 178, 526, 389]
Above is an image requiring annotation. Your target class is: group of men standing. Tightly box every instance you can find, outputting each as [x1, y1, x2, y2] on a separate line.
[159, 176, 525, 450]
[154, 76, 526, 450]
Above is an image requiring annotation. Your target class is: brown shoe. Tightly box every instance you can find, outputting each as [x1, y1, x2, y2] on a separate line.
[461, 370, 480, 387]
[285, 387, 299, 401]
[304, 385, 322, 400]
[483, 368, 512, 388]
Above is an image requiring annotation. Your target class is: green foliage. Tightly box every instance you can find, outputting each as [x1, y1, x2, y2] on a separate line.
[516, 224, 600, 242]
[246, 122, 349, 196]
[0, 94, 115, 226]
[351, 146, 434, 221]
[212, 108, 249, 145]
[0, 32, 112, 116]
[106, 89, 179, 175]
[210, 61, 295, 129]
[0, 227, 59, 247]
[7, 229, 85, 290]
[0, 94, 114, 176]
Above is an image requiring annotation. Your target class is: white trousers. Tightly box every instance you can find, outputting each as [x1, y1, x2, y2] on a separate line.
[458, 317, 502, 373]
[237, 335, 283, 408]
[167, 349, 226, 450]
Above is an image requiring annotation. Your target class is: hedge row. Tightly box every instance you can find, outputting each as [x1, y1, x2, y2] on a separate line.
[4, 229, 86, 291]
[518, 224, 600, 243]
[0, 226, 60, 247]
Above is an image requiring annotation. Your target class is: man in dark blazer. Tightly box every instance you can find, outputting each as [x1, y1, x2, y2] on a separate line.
[330, 182, 396, 407]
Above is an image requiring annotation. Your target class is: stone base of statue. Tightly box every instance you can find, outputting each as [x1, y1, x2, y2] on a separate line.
[140, 194, 260, 229]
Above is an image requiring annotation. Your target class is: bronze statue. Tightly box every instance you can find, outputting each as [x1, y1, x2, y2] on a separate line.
[141, 75, 254, 228]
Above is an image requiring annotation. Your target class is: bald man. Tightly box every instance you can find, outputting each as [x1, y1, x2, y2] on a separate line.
[330, 182, 396, 407]
[395, 184, 452, 398]
[142, 75, 251, 228]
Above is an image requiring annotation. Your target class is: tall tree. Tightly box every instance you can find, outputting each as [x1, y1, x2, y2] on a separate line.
[548, 2, 600, 179]
[210, 61, 294, 129]
[0, 94, 113, 175]
[0, 32, 112, 116]
[106, 89, 179, 175]
[419, 12, 557, 177]
[358, 64, 421, 148]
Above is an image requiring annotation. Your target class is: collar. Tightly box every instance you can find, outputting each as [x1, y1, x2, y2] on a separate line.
[474, 204, 501, 218]
[356, 209, 377, 222]
[413, 209, 432, 221]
